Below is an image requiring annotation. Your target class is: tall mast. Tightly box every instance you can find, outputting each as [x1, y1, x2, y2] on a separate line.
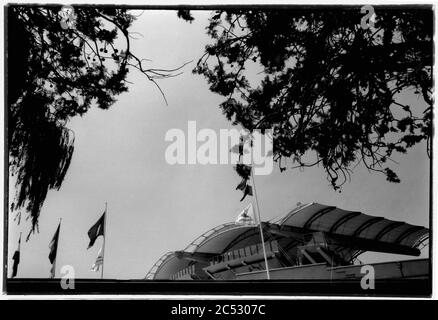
[249, 135, 271, 280]
[101, 202, 107, 279]
[250, 168, 271, 280]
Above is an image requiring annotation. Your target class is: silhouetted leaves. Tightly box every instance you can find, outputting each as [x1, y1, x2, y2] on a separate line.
[177, 9, 194, 23]
[189, 7, 433, 189]
[235, 163, 252, 180]
[8, 6, 181, 237]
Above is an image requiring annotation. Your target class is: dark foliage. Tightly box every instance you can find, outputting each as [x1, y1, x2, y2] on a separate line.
[177, 9, 194, 23]
[189, 7, 433, 190]
[8, 6, 184, 238]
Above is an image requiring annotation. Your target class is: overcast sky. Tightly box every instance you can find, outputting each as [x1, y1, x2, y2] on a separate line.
[8, 10, 430, 280]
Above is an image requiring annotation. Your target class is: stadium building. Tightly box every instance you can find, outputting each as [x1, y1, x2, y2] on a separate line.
[145, 202, 429, 281]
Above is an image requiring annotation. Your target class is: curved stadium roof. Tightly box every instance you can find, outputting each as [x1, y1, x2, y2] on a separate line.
[146, 203, 429, 279]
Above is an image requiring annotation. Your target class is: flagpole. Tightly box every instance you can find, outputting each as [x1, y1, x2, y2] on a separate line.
[101, 202, 107, 280]
[249, 141, 271, 280]
[17, 231, 22, 267]
[12, 232, 22, 278]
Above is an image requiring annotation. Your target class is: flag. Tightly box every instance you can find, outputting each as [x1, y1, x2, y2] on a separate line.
[91, 247, 104, 272]
[49, 223, 60, 263]
[48, 222, 61, 278]
[235, 203, 256, 225]
[87, 212, 105, 249]
[240, 184, 253, 201]
[236, 178, 247, 191]
[238, 135, 244, 161]
[11, 235, 21, 278]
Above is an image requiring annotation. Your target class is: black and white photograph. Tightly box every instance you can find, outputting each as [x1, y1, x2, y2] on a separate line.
[2, 2, 434, 298]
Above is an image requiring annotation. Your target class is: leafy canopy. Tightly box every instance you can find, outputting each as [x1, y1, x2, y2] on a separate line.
[189, 7, 432, 190]
[8, 6, 184, 237]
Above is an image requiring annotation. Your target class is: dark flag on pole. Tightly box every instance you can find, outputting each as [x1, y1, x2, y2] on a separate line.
[48, 221, 61, 278]
[49, 223, 61, 264]
[11, 234, 21, 278]
[87, 212, 105, 249]
[236, 178, 248, 191]
[240, 184, 253, 202]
